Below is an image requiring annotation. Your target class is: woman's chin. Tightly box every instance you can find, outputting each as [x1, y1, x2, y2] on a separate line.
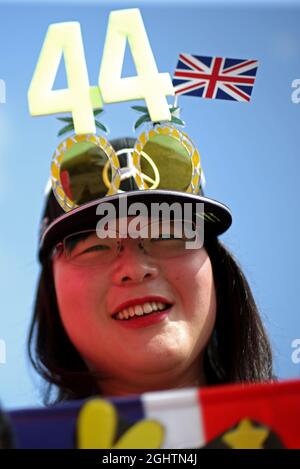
[125, 349, 190, 374]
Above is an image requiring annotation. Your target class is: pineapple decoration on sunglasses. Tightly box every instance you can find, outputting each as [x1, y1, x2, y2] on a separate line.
[51, 109, 124, 212]
[52, 99, 203, 214]
[130, 104, 202, 196]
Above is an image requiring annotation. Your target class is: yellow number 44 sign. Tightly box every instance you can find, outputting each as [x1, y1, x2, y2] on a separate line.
[28, 8, 175, 135]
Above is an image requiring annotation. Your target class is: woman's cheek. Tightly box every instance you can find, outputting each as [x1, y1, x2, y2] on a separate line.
[180, 254, 216, 317]
[54, 265, 88, 320]
[56, 268, 110, 335]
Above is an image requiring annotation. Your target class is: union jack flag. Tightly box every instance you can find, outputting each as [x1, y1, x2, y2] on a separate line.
[173, 54, 259, 102]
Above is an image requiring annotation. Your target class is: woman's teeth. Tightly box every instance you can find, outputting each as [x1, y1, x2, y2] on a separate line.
[115, 301, 168, 320]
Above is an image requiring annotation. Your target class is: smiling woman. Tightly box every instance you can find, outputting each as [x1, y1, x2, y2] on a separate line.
[52, 220, 216, 396]
[28, 137, 274, 404]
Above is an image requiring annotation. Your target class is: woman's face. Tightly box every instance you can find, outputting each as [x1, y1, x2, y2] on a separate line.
[53, 217, 217, 395]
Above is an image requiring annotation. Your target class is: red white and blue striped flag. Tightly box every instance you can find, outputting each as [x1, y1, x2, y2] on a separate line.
[173, 54, 259, 102]
[9, 379, 300, 448]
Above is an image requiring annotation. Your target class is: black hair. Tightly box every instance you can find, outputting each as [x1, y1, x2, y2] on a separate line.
[203, 237, 273, 384]
[0, 408, 15, 448]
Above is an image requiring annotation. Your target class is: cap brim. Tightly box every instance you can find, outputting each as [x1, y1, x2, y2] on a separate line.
[39, 190, 232, 261]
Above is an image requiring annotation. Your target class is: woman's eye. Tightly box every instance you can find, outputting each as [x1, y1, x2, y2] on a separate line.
[78, 244, 110, 255]
[151, 235, 177, 242]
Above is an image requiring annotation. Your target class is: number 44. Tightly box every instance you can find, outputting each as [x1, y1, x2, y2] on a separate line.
[28, 8, 174, 135]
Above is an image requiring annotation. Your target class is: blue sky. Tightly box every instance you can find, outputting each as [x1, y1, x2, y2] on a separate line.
[1, 0, 300, 409]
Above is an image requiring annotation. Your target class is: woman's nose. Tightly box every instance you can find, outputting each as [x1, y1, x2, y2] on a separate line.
[111, 241, 159, 285]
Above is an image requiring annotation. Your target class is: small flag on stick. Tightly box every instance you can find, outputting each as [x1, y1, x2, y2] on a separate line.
[173, 53, 259, 102]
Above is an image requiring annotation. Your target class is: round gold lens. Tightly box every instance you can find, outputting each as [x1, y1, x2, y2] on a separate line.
[133, 125, 202, 194]
[60, 142, 110, 205]
[51, 135, 121, 211]
[141, 134, 192, 191]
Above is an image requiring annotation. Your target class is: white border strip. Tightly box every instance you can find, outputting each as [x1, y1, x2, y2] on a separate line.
[142, 387, 205, 449]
